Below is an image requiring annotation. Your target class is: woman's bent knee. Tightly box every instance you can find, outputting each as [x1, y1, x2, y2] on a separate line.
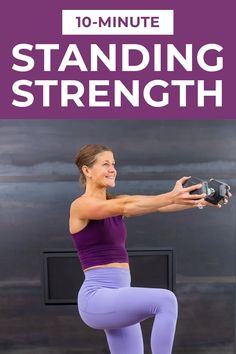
[169, 290, 178, 316]
[163, 290, 178, 317]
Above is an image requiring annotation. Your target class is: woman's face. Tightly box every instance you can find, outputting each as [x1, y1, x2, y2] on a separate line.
[87, 151, 117, 188]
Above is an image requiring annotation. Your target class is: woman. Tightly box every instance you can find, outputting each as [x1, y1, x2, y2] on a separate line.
[69, 144, 231, 354]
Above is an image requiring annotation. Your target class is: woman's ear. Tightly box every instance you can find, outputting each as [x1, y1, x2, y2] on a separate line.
[82, 165, 91, 178]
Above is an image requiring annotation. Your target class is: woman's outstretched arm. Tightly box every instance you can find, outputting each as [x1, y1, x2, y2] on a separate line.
[71, 176, 207, 220]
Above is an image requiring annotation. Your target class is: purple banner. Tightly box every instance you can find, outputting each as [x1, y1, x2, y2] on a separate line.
[0, 0, 235, 119]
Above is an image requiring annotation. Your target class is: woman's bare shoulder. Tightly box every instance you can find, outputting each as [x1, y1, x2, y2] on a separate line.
[70, 194, 103, 214]
[69, 196, 88, 234]
[70, 195, 86, 213]
[70, 193, 130, 220]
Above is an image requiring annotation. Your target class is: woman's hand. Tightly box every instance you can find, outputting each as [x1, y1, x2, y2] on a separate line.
[158, 178, 232, 213]
[171, 176, 206, 206]
[200, 189, 232, 208]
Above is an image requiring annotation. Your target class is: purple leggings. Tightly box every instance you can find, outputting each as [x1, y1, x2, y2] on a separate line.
[78, 267, 178, 354]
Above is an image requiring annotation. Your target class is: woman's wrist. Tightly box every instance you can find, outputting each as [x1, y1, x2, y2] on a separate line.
[167, 190, 176, 205]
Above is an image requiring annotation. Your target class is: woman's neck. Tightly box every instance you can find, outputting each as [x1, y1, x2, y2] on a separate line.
[83, 186, 107, 200]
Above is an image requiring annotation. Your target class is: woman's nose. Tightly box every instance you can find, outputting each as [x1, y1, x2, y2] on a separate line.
[108, 165, 116, 173]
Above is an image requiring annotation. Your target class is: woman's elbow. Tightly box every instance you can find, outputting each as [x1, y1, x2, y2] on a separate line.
[123, 203, 132, 217]
[123, 202, 140, 217]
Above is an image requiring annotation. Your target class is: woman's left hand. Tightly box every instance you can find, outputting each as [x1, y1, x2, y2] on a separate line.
[200, 190, 232, 208]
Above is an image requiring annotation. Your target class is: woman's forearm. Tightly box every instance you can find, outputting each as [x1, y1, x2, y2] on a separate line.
[157, 204, 197, 213]
[123, 192, 175, 216]
[123, 183, 206, 216]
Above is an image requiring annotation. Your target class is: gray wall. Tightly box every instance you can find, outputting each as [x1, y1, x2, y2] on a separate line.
[0, 120, 235, 354]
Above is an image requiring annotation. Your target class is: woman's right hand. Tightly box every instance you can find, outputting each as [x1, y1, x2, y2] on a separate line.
[171, 176, 206, 206]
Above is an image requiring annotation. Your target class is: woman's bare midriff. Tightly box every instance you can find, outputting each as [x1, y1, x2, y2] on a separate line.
[84, 262, 129, 272]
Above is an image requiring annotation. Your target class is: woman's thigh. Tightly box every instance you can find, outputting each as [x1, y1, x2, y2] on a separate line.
[78, 286, 177, 330]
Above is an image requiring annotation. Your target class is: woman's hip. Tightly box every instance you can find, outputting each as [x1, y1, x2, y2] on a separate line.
[78, 267, 131, 313]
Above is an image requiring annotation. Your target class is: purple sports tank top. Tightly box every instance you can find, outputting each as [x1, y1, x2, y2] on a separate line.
[70, 215, 129, 270]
